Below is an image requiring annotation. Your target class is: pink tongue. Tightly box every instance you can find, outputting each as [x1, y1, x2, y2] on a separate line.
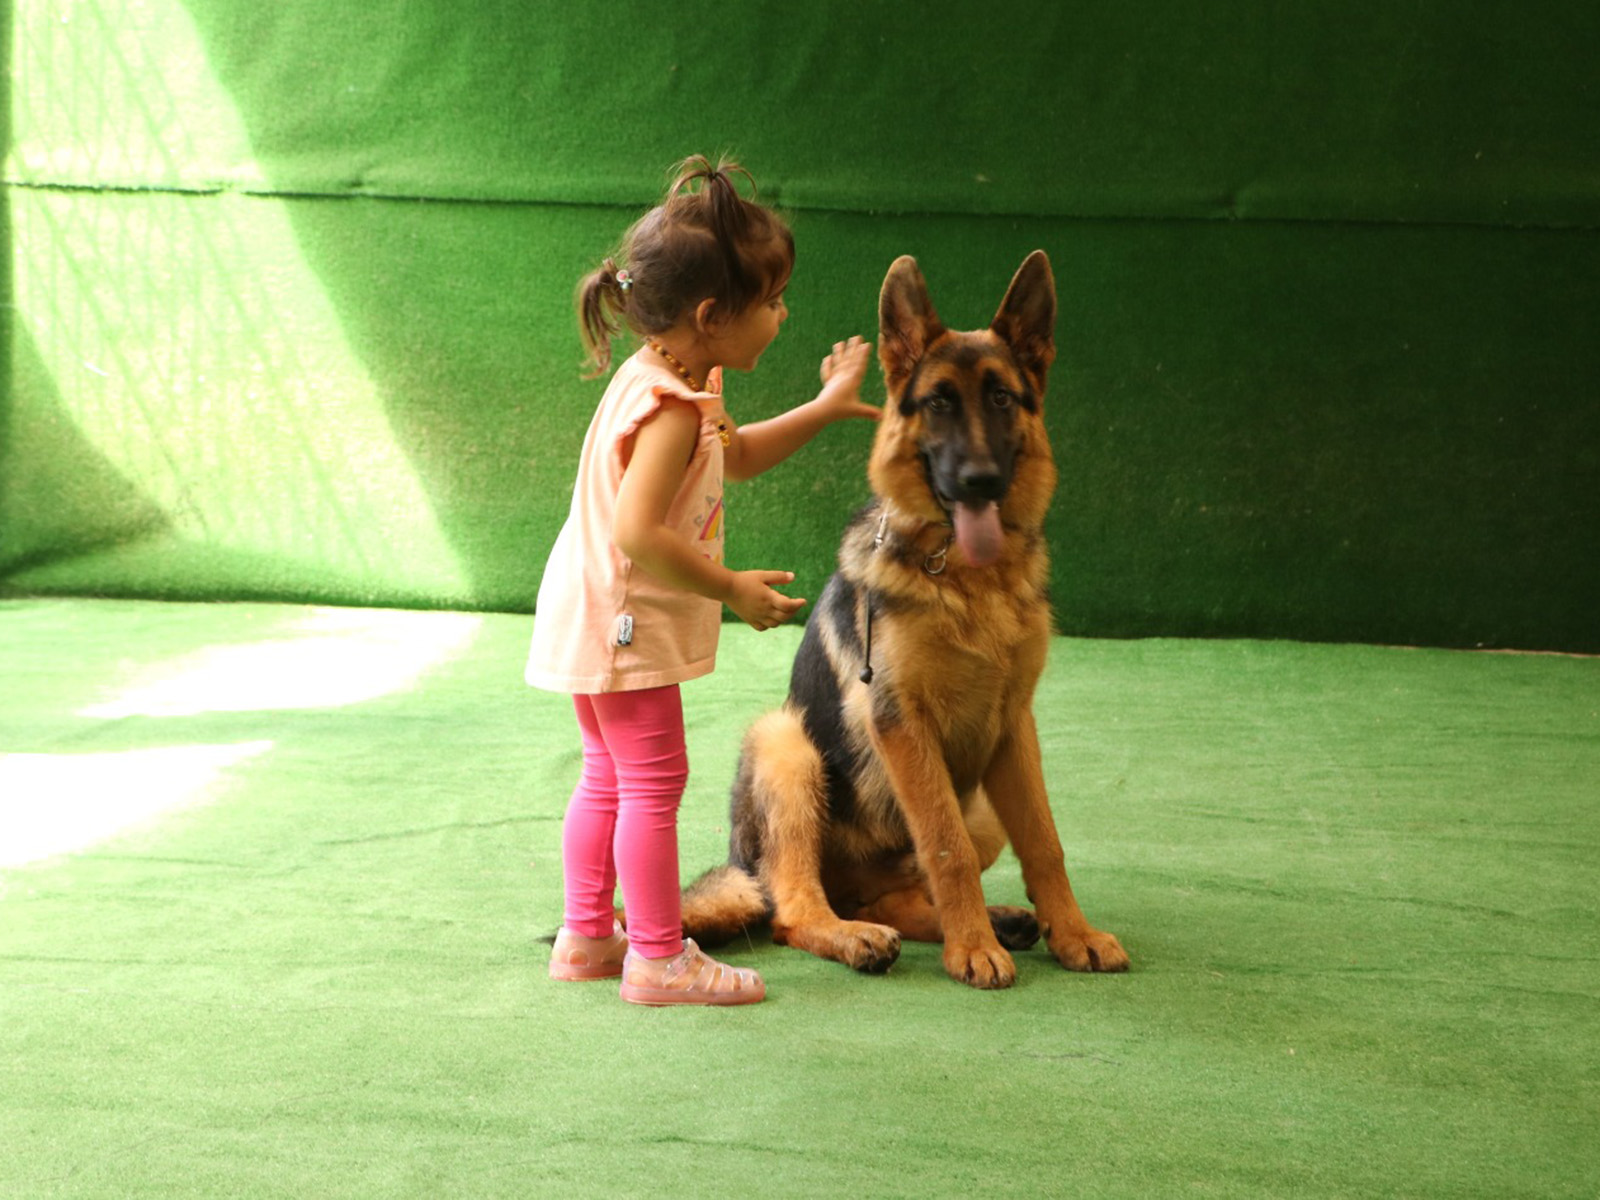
[953, 501, 1004, 568]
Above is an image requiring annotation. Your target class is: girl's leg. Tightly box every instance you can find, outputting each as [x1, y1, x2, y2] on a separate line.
[587, 685, 690, 960]
[559, 694, 623, 940]
[580, 685, 764, 1005]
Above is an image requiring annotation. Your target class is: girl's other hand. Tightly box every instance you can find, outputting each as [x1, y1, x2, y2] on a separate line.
[817, 336, 879, 421]
[726, 569, 807, 631]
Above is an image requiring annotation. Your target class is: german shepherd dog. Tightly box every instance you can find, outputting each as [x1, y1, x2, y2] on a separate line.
[683, 251, 1128, 988]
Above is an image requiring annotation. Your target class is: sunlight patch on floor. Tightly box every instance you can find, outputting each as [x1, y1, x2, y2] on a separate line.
[81, 608, 484, 718]
[0, 741, 273, 868]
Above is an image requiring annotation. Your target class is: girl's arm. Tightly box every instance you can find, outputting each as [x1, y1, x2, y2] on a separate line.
[613, 401, 807, 631]
[724, 337, 878, 482]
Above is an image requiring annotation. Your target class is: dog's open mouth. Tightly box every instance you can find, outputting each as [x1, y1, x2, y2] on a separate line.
[952, 500, 1004, 568]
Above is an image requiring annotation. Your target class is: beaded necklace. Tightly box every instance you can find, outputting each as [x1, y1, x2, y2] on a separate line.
[647, 339, 730, 446]
[647, 339, 701, 391]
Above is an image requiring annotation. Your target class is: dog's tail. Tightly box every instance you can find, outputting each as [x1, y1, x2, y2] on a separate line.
[681, 863, 771, 947]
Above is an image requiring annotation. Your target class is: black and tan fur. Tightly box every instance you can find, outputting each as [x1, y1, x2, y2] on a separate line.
[683, 251, 1128, 988]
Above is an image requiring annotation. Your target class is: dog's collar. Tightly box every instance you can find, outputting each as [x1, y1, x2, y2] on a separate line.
[873, 506, 953, 577]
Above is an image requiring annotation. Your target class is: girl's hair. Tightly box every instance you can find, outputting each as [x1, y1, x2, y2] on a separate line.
[577, 155, 795, 377]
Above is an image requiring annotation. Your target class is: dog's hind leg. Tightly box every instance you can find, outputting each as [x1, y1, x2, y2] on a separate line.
[986, 906, 1042, 950]
[855, 883, 942, 942]
[750, 709, 902, 974]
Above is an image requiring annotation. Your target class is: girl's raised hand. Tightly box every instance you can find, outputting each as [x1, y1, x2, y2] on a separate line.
[817, 336, 879, 421]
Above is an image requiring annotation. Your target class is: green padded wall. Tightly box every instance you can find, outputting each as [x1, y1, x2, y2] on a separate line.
[4, 1, 1598, 650]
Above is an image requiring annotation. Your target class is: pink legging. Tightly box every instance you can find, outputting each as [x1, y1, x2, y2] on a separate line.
[561, 685, 688, 959]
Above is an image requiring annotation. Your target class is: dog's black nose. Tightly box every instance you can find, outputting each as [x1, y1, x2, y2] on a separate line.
[959, 468, 1004, 500]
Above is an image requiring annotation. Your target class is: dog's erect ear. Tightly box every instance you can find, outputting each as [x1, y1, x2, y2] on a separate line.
[879, 256, 945, 391]
[991, 250, 1057, 391]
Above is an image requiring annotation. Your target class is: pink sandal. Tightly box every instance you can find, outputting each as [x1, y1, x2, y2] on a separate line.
[618, 938, 765, 1006]
[549, 921, 629, 981]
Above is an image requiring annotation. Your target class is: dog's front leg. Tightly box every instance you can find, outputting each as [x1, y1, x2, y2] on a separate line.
[871, 718, 1016, 988]
[983, 714, 1129, 973]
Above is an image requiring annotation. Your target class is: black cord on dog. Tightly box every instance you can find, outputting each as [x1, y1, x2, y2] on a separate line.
[860, 594, 874, 684]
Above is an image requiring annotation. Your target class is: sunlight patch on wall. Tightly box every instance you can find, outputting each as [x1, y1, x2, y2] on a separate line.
[0, 741, 273, 869]
[6, 0, 471, 599]
[81, 608, 484, 718]
[6, 0, 266, 191]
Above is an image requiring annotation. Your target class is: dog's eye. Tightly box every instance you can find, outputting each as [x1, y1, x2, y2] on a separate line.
[989, 390, 1014, 410]
[924, 394, 953, 414]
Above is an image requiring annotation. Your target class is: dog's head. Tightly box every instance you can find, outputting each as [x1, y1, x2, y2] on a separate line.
[868, 251, 1058, 567]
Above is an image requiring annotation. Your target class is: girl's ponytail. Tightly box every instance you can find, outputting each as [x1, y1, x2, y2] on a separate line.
[577, 257, 630, 378]
[670, 157, 762, 323]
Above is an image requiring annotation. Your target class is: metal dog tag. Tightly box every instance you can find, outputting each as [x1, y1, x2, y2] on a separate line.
[616, 614, 634, 646]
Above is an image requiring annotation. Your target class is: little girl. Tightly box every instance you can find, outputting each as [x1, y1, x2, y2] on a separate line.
[528, 156, 877, 1006]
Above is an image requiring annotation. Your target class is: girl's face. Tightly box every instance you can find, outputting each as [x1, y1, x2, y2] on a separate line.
[708, 291, 788, 372]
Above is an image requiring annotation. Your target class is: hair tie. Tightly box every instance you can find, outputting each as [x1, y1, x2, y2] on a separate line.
[614, 268, 633, 294]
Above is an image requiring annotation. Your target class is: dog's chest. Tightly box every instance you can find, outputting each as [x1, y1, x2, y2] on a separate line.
[927, 572, 1043, 664]
[891, 619, 1024, 753]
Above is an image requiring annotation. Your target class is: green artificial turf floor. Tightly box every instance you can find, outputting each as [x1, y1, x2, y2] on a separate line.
[2, 599, 1597, 1197]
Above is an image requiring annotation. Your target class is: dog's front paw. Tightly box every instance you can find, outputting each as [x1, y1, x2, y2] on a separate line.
[1048, 925, 1129, 973]
[944, 940, 1016, 989]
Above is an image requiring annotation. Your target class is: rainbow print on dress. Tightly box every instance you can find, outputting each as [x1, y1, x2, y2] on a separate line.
[698, 496, 724, 562]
